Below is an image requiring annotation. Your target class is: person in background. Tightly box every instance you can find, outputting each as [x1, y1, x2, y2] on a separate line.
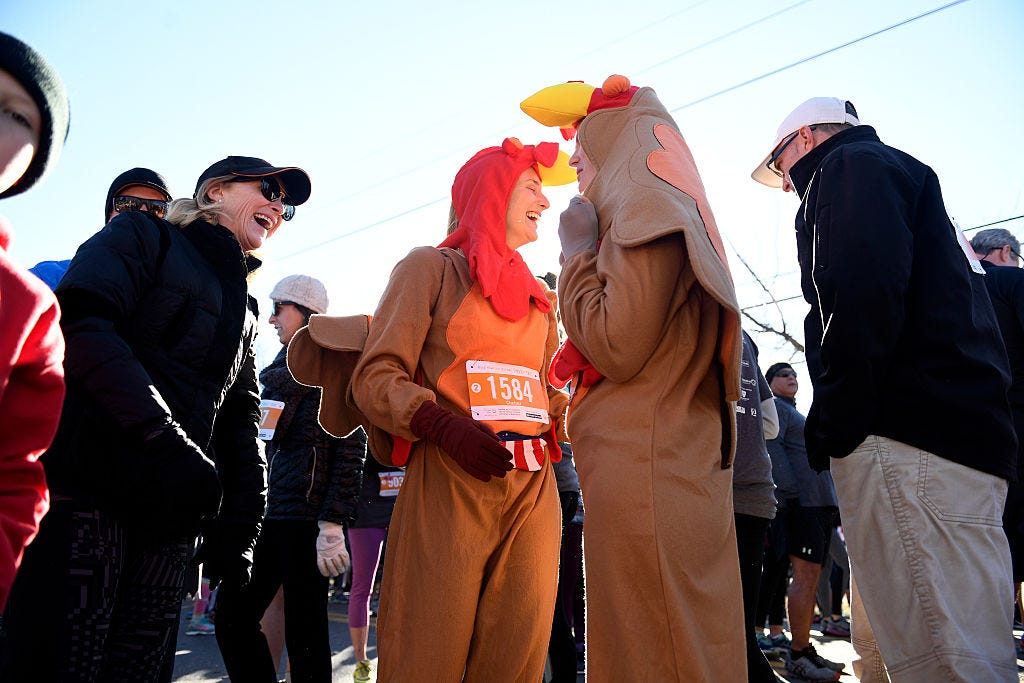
[521, 74, 745, 681]
[753, 96, 1017, 682]
[764, 361, 843, 682]
[0, 30, 69, 612]
[3, 155, 310, 681]
[733, 331, 785, 682]
[348, 444, 403, 683]
[214, 274, 364, 683]
[28, 167, 171, 290]
[350, 138, 572, 681]
[971, 227, 1024, 658]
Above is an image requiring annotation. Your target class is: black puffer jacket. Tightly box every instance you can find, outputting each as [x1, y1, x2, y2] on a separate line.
[261, 347, 364, 524]
[45, 213, 267, 530]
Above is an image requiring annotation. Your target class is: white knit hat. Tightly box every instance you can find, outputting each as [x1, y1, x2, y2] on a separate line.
[752, 97, 860, 187]
[269, 274, 328, 314]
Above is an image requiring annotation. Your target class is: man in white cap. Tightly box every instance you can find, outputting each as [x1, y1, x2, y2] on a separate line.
[752, 98, 1017, 682]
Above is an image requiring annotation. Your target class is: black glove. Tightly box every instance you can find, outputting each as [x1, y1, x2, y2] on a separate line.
[131, 422, 221, 534]
[410, 401, 513, 482]
[193, 520, 261, 589]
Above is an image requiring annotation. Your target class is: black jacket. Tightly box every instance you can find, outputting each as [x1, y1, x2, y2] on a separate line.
[790, 125, 1016, 479]
[46, 213, 267, 529]
[261, 347, 364, 524]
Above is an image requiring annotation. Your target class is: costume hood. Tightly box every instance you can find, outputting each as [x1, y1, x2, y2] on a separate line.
[439, 137, 574, 322]
[522, 76, 741, 390]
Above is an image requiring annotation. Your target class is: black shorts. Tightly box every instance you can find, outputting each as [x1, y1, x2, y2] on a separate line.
[783, 505, 837, 565]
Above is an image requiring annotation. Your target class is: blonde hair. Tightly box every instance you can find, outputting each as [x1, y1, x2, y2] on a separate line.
[446, 203, 459, 236]
[165, 175, 233, 227]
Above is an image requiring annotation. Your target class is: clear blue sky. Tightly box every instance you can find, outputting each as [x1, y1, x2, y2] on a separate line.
[3, 0, 1022, 393]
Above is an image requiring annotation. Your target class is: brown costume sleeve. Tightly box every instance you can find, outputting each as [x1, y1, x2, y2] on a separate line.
[351, 247, 444, 441]
[559, 235, 689, 384]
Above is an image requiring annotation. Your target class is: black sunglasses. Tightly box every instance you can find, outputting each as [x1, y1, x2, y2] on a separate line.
[774, 369, 798, 379]
[766, 125, 817, 179]
[112, 195, 169, 219]
[272, 300, 298, 316]
[229, 177, 296, 221]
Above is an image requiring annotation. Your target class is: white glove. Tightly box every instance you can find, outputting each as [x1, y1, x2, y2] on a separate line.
[315, 520, 350, 578]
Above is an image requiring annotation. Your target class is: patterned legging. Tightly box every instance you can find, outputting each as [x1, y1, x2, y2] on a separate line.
[2, 500, 190, 682]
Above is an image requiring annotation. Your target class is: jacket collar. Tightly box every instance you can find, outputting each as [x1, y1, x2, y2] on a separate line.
[183, 219, 262, 276]
[788, 125, 880, 197]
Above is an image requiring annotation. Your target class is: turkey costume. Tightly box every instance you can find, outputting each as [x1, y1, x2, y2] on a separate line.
[521, 76, 746, 681]
[335, 139, 571, 681]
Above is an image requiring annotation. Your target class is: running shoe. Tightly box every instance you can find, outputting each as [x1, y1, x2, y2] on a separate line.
[353, 660, 372, 682]
[769, 632, 791, 651]
[785, 648, 840, 682]
[822, 616, 851, 638]
[185, 614, 215, 636]
[803, 643, 845, 672]
[757, 632, 781, 659]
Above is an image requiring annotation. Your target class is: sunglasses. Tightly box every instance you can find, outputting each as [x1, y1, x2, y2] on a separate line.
[774, 369, 798, 379]
[112, 195, 169, 219]
[229, 177, 296, 221]
[765, 125, 817, 179]
[272, 300, 297, 316]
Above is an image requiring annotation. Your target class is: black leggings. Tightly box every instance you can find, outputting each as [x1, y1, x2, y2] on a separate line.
[2, 500, 190, 682]
[214, 519, 330, 683]
[735, 513, 781, 683]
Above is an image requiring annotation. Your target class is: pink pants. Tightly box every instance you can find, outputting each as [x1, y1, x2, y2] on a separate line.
[347, 527, 387, 629]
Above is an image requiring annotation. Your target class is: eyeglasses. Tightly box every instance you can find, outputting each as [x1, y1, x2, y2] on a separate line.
[112, 195, 169, 219]
[765, 126, 816, 179]
[272, 301, 297, 317]
[985, 246, 1022, 264]
[774, 369, 797, 379]
[229, 177, 296, 221]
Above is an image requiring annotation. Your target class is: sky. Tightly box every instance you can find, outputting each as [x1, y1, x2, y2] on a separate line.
[3, 0, 1023, 407]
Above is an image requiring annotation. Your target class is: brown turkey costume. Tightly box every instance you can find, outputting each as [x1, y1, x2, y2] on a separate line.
[350, 139, 572, 681]
[522, 76, 747, 681]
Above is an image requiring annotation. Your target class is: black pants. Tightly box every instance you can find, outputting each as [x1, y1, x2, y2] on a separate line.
[756, 513, 790, 628]
[1, 499, 190, 682]
[214, 519, 330, 683]
[548, 490, 581, 682]
[735, 512, 780, 683]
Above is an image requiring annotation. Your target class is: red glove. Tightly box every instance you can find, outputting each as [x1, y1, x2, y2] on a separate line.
[549, 340, 604, 389]
[410, 401, 513, 482]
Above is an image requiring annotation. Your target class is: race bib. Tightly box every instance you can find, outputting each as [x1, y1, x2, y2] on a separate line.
[465, 360, 548, 424]
[258, 399, 285, 440]
[378, 471, 405, 497]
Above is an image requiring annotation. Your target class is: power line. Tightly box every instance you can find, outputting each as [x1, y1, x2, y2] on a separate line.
[281, 0, 974, 259]
[670, 0, 970, 112]
[960, 215, 1024, 233]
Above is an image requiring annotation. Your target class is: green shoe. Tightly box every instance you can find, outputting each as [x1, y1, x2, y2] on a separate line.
[353, 660, 372, 683]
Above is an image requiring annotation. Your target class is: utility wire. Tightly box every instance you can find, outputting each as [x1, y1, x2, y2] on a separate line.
[281, 0, 973, 260]
[960, 214, 1024, 232]
[670, 0, 970, 112]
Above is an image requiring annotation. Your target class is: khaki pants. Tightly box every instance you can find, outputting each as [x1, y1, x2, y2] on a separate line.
[832, 435, 1017, 682]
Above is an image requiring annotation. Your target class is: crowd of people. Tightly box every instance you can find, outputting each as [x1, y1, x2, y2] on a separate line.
[0, 29, 1021, 683]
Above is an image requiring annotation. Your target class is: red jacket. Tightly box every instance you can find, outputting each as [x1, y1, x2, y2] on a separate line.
[0, 221, 64, 609]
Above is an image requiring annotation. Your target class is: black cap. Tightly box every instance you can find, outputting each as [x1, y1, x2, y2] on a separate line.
[104, 167, 171, 221]
[194, 156, 311, 205]
[0, 32, 70, 200]
[765, 362, 793, 384]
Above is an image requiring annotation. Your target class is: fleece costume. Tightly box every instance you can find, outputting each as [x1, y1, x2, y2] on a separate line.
[522, 76, 746, 681]
[349, 140, 570, 682]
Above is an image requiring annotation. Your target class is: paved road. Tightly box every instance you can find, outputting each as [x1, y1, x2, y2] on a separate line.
[171, 605, 1024, 682]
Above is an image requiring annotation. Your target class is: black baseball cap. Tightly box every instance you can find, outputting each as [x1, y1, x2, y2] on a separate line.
[194, 156, 311, 205]
[765, 362, 794, 384]
[104, 167, 171, 221]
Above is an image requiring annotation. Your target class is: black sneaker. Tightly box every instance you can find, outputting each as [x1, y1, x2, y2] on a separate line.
[804, 643, 845, 672]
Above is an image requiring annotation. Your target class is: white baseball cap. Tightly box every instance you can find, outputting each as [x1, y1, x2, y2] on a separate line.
[751, 97, 860, 187]
[269, 274, 329, 314]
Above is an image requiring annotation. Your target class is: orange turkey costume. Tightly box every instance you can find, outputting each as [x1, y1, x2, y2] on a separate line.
[349, 140, 570, 681]
[522, 77, 747, 681]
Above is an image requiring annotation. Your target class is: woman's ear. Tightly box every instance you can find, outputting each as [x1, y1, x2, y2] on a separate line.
[206, 182, 225, 202]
